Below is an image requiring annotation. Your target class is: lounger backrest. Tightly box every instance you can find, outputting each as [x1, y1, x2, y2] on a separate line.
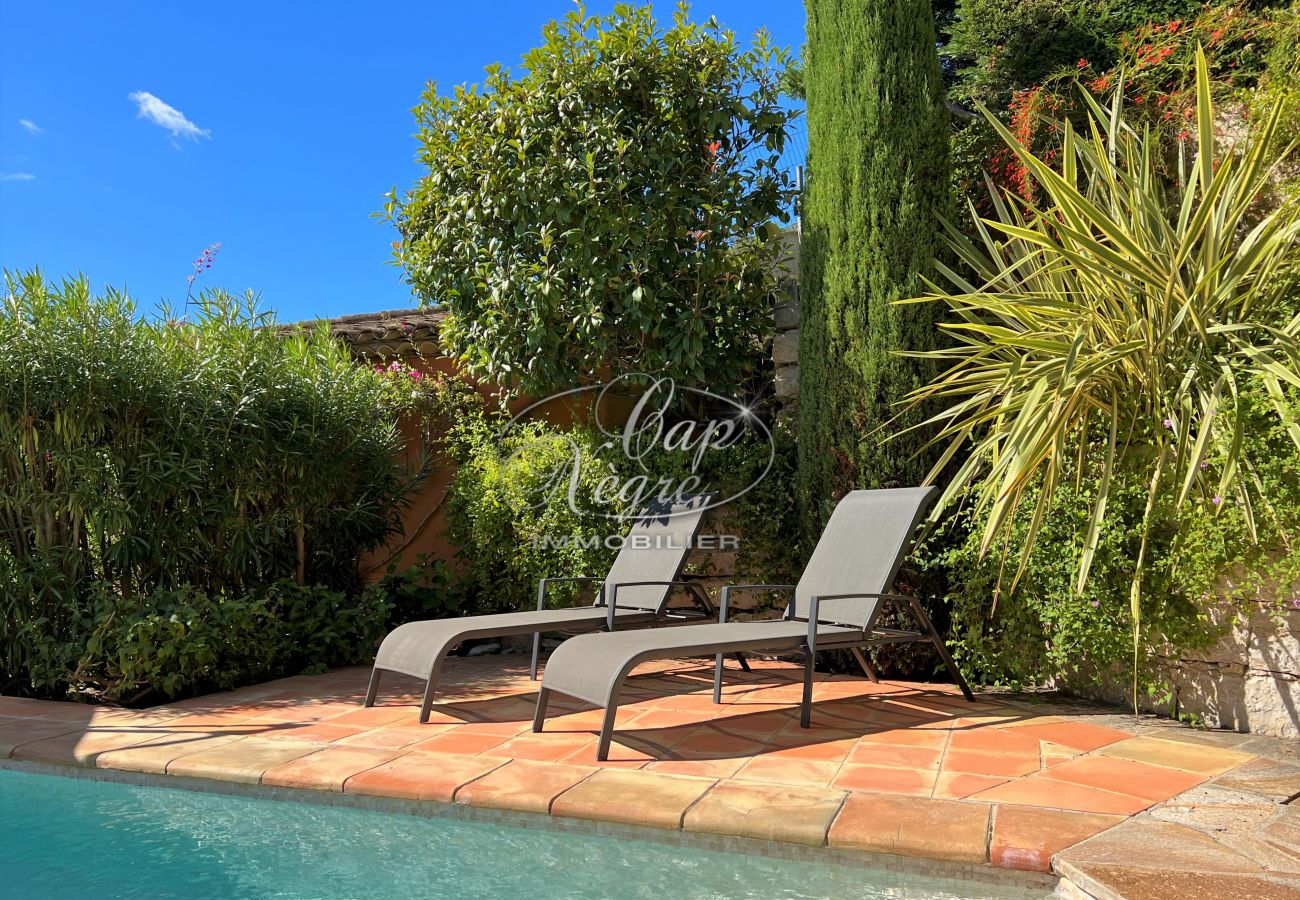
[792, 487, 938, 629]
[603, 493, 715, 610]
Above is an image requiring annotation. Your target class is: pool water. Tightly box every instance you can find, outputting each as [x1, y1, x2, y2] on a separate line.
[0, 769, 1034, 899]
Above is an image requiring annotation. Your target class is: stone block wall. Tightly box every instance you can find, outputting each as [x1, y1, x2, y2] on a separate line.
[1065, 597, 1300, 741]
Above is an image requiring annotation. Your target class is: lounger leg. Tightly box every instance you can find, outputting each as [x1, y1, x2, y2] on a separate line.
[713, 653, 725, 704]
[363, 668, 381, 707]
[596, 702, 620, 762]
[418, 677, 438, 724]
[532, 688, 551, 733]
[849, 647, 880, 683]
[733, 652, 751, 673]
[907, 596, 976, 702]
[800, 649, 814, 729]
[530, 633, 542, 680]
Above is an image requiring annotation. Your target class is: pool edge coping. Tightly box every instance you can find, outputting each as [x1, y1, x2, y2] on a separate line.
[0, 757, 1059, 898]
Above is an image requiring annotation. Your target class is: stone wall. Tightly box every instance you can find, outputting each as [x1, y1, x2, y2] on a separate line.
[1065, 597, 1300, 741]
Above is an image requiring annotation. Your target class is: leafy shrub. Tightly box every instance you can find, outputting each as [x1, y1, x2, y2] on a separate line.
[0, 272, 414, 700]
[384, 4, 796, 397]
[906, 52, 1300, 705]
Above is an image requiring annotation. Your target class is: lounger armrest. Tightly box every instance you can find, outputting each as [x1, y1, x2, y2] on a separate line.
[806, 592, 914, 632]
[606, 580, 713, 630]
[719, 584, 797, 624]
[536, 576, 606, 612]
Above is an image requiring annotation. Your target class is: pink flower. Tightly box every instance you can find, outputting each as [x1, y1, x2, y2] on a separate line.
[1212, 496, 1223, 506]
[408, 370, 423, 381]
[1090, 600, 1101, 608]
[1163, 418, 1174, 429]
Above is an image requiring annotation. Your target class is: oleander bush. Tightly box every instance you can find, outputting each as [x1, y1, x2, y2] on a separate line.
[0, 271, 413, 701]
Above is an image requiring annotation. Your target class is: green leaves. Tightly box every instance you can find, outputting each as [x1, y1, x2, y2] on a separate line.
[903, 48, 1300, 707]
[385, 4, 797, 396]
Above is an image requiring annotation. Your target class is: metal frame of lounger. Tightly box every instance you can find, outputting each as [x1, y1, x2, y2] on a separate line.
[531, 487, 976, 760]
[363, 493, 728, 723]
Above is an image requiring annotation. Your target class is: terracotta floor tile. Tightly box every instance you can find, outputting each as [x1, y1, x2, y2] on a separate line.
[685, 782, 846, 846]
[166, 738, 321, 784]
[10, 724, 162, 767]
[261, 746, 401, 791]
[1045, 755, 1206, 803]
[664, 726, 764, 757]
[943, 750, 1042, 778]
[991, 805, 1124, 872]
[644, 756, 749, 778]
[847, 742, 942, 769]
[258, 722, 369, 744]
[832, 764, 937, 797]
[762, 737, 859, 762]
[856, 727, 949, 749]
[932, 771, 1009, 800]
[735, 757, 840, 787]
[1005, 721, 1132, 753]
[322, 706, 418, 728]
[828, 792, 990, 864]
[968, 776, 1150, 816]
[710, 710, 800, 738]
[551, 769, 715, 830]
[490, 732, 595, 762]
[408, 730, 511, 756]
[454, 760, 596, 814]
[0, 719, 83, 757]
[96, 733, 247, 774]
[557, 740, 655, 769]
[948, 727, 1041, 755]
[1099, 736, 1254, 776]
[344, 751, 508, 802]
[333, 724, 453, 750]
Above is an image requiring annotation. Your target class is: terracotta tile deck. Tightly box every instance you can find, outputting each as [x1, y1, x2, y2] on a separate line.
[0, 656, 1290, 893]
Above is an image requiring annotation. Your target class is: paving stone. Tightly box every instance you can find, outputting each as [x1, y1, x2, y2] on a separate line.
[1004, 721, 1132, 752]
[1101, 736, 1254, 776]
[827, 792, 990, 864]
[0, 719, 88, 757]
[932, 772, 1009, 800]
[943, 750, 1042, 779]
[684, 782, 846, 846]
[10, 724, 162, 766]
[1213, 758, 1300, 802]
[968, 776, 1149, 816]
[1063, 864, 1300, 900]
[831, 764, 937, 797]
[261, 746, 401, 791]
[990, 805, 1122, 872]
[1043, 756, 1205, 803]
[735, 757, 839, 787]
[845, 742, 942, 769]
[454, 760, 596, 815]
[343, 751, 508, 802]
[166, 738, 320, 784]
[1056, 818, 1267, 875]
[96, 733, 249, 775]
[550, 770, 715, 830]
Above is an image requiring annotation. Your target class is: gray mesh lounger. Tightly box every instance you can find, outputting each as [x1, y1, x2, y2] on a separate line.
[533, 487, 975, 759]
[364, 493, 732, 723]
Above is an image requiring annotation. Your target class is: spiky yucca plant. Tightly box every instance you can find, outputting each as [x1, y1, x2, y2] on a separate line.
[903, 48, 1300, 708]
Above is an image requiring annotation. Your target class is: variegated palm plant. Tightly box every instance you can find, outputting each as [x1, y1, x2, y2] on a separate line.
[903, 48, 1300, 708]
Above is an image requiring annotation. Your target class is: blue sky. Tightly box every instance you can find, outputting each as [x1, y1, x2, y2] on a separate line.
[0, 2, 804, 323]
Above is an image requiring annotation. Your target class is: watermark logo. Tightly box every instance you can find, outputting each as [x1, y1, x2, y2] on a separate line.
[502, 374, 774, 520]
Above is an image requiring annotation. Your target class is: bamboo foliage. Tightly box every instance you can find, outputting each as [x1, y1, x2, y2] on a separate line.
[902, 48, 1300, 708]
[0, 273, 412, 685]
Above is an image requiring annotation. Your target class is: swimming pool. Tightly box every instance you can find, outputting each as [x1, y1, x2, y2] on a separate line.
[0, 768, 1043, 899]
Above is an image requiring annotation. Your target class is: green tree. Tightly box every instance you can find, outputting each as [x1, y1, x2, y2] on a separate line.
[385, 4, 796, 398]
[796, 0, 952, 535]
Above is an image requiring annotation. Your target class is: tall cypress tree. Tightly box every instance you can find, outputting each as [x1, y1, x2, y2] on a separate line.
[796, 0, 951, 539]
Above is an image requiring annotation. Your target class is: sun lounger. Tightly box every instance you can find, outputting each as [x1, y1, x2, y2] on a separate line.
[364, 494, 722, 722]
[532, 487, 974, 758]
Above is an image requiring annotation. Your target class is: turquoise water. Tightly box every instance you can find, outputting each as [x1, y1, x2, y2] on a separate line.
[0, 769, 1028, 899]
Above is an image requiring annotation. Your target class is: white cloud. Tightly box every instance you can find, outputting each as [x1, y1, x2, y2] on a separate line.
[18, 119, 43, 135]
[128, 91, 209, 142]
[0, 172, 35, 182]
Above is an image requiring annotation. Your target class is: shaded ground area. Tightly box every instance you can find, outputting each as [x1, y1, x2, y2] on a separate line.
[0, 657, 1294, 896]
